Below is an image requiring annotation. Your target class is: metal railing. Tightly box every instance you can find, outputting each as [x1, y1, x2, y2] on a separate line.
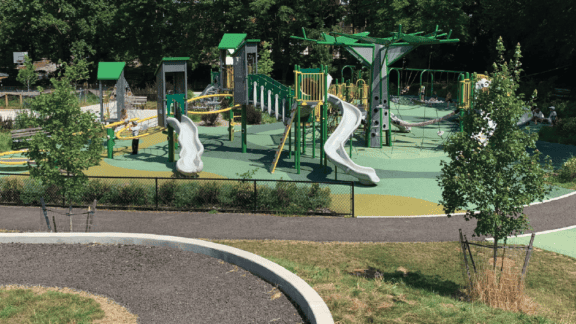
[0, 173, 355, 217]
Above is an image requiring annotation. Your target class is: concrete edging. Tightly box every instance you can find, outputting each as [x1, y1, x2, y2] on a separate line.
[0, 232, 334, 324]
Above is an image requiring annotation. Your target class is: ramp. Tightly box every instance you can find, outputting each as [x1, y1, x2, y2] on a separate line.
[270, 101, 298, 173]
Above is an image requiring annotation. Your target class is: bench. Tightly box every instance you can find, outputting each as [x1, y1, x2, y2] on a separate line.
[11, 127, 50, 148]
[126, 96, 148, 109]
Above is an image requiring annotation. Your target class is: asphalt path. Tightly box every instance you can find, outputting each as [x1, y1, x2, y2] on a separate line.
[2, 192, 575, 242]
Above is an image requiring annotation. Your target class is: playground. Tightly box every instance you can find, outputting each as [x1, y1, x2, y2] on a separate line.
[0, 30, 574, 243]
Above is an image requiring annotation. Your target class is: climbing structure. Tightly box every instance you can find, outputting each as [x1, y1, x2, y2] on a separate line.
[290, 25, 460, 148]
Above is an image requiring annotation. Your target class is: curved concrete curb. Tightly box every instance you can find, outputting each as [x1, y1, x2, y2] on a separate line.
[358, 190, 576, 218]
[0, 233, 334, 324]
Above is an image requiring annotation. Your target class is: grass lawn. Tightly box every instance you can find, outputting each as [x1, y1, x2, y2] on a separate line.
[0, 227, 575, 323]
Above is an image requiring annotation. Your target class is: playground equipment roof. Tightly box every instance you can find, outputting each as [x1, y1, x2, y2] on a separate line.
[97, 62, 126, 80]
[291, 25, 459, 48]
[154, 57, 190, 77]
[218, 33, 247, 50]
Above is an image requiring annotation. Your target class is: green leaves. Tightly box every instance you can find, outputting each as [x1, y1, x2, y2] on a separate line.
[437, 38, 554, 247]
[16, 55, 38, 92]
[257, 41, 275, 77]
[23, 58, 106, 206]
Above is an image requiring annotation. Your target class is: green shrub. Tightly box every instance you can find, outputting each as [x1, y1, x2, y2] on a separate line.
[246, 105, 262, 125]
[195, 181, 220, 207]
[235, 182, 254, 208]
[556, 117, 576, 140]
[255, 185, 275, 210]
[14, 109, 41, 129]
[558, 156, 576, 183]
[81, 179, 111, 204]
[0, 131, 13, 152]
[0, 177, 23, 204]
[306, 183, 332, 211]
[158, 180, 179, 206]
[106, 181, 152, 207]
[0, 115, 13, 131]
[19, 178, 45, 205]
[201, 112, 218, 125]
[217, 183, 236, 207]
[174, 181, 201, 208]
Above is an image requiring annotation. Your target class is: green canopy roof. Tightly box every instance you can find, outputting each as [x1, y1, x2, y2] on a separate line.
[97, 62, 126, 80]
[218, 33, 247, 50]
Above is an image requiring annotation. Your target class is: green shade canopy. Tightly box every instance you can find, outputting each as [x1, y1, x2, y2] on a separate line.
[97, 62, 126, 80]
[218, 33, 247, 50]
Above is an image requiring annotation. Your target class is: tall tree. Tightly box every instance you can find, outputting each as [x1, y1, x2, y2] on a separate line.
[16, 55, 38, 92]
[437, 37, 554, 267]
[24, 57, 106, 206]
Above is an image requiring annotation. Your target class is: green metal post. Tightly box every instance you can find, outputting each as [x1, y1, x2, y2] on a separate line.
[302, 121, 306, 155]
[242, 104, 247, 153]
[168, 125, 174, 162]
[296, 103, 301, 174]
[324, 65, 329, 171]
[106, 128, 114, 159]
[289, 120, 292, 159]
[459, 74, 464, 133]
[346, 80, 350, 102]
[312, 118, 316, 159]
[229, 108, 234, 141]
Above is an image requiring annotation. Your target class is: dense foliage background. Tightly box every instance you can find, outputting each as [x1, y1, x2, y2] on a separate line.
[0, 0, 573, 96]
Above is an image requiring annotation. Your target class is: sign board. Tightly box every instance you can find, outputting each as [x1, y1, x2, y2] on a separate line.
[13, 52, 28, 64]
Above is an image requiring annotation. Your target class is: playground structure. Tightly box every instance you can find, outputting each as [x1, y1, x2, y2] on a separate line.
[3, 30, 560, 187]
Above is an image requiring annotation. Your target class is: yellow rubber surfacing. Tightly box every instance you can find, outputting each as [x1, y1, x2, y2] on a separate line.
[352, 194, 467, 216]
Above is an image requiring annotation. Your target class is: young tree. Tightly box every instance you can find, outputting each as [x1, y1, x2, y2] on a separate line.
[257, 41, 275, 77]
[16, 55, 38, 92]
[24, 56, 106, 206]
[437, 37, 554, 267]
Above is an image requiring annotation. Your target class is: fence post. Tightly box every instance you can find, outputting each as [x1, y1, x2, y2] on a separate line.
[253, 180, 257, 213]
[459, 229, 474, 294]
[351, 182, 355, 218]
[519, 233, 536, 290]
[155, 178, 159, 209]
[40, 197, 52, 232]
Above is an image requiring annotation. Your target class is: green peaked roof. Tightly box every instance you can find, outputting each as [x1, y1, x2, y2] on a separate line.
[218, 33, 247, 50]
[97, 62, 126, 80]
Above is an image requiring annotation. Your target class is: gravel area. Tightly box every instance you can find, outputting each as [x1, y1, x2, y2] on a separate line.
[0, 242, 307, 324]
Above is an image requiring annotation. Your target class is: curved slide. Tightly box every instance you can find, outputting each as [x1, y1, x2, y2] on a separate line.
[166, 115, 204, 175]
[326, 93, 380, 185]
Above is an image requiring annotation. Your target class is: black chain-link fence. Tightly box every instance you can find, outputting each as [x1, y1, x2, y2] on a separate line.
[0, 173, 355, 217]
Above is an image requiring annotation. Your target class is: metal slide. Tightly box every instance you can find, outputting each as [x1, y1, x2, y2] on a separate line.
[325, 93, 380, 185]
[166, 115, 204, 175]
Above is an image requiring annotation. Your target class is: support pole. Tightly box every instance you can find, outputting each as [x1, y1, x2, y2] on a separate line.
[229, 108, 234, 141]
[302, 121, 306, 155]
[99, 81, 103, 122]
[107, 128, 114, 159]
[295, 104, 301, 174]
[168, 124, 175, 162]
[241, 104, 247, 153]
[312, 118, 316, 159]
[289, 119, 292, 159]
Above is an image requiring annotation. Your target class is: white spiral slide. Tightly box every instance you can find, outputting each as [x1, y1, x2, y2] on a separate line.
[166, 115, 204, 174]
[325, 93, 380, 185]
